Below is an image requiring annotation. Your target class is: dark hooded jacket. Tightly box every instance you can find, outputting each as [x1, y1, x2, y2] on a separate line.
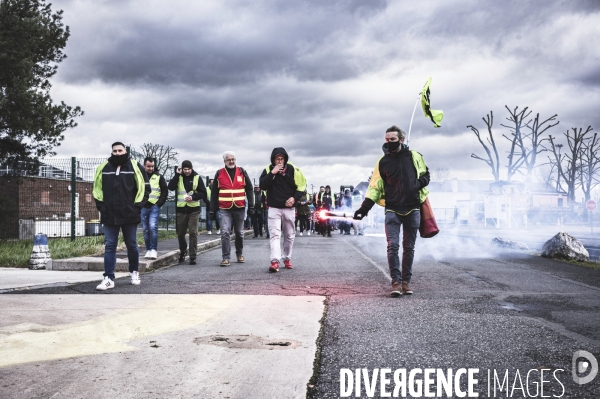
[259, 147, 305, 209]
[362, 143, 430, 215]
[93, 154, 150, 225]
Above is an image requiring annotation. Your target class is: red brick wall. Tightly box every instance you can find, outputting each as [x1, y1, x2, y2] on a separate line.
[18, 178, 98, 221]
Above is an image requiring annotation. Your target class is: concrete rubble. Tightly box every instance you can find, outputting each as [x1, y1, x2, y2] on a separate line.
[541, 231, 590, 262]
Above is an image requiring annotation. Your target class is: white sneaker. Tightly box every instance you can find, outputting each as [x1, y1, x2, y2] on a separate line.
[130, 271, 141, 285]
[96, 276, 114, 291]
[149, 249, 157, 259]
[299, 232, 303, 236]
[144, 250, 151, 258]
[207, 231, 212, 235]
[307, 231, 311, 236]
[216, 229, 221, 234]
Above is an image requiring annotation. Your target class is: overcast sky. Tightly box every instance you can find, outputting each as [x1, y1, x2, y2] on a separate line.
[49, 0, 600, 192]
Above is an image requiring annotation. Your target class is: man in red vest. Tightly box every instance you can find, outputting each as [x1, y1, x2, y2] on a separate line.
[209, 151, 254, 267]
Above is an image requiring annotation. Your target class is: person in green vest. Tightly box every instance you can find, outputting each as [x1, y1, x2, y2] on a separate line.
[141, 157, 168, 260]
[167, 160, 207, 265]
[354, 126, 430, 297]
[93, 141, 150, 291]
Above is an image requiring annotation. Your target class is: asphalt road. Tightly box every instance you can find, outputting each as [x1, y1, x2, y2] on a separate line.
[2, 229, 600, 398]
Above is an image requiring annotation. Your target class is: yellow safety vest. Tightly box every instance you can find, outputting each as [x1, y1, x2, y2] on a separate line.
[177, 175, 200, 208]
[148, 174, 161, 204]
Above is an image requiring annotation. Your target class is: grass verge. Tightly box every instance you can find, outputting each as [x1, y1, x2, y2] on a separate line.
[0, 230, 181, 268]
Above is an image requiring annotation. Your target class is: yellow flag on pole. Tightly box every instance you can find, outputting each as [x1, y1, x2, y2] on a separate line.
[421, 77, 443, 128]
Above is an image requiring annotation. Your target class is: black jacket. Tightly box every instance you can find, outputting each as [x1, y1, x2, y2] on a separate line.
[94, 156, 150, 225]
[209, 166, 254, 213]
[259, 147, 304, 209]
[145, 172, 168, 208]
[363, 144, 430, 214]
[167, 169, 208, 214]
[253, 190, 264, 210]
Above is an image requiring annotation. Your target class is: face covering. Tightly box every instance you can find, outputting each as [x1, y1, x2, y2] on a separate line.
[109, 153, 128, 165]
[387, 141, 401, 152]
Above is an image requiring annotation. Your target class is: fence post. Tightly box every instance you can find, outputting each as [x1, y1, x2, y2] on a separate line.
[71, 156, 76, 241]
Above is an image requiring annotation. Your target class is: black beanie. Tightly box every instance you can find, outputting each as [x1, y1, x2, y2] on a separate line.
[182, 160, 193, 169]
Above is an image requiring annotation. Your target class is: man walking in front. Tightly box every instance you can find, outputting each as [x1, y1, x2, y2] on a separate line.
[93, 142, 150, 290]
[259, 147, 306, 272]
[210, 151, 253, 267]
[168, 160, 207, 265]
[141, 157, 168, 259]
[354, 126, 430, 297]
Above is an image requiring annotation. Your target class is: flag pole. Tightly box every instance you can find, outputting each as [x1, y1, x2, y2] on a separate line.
[406, 92, 421, 145]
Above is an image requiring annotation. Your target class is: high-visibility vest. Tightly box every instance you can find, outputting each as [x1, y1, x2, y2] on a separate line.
[147, 174, 161, 204]
[217, 167, 245, 209]
[177, 175, 200, 208]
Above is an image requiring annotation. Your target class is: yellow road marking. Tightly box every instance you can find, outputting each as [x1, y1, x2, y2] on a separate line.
[0, 295, 239, 368]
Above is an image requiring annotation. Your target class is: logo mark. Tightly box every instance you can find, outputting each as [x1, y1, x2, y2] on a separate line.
[572, 350, 598, 385]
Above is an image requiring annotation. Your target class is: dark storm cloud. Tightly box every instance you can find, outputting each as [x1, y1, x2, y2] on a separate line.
[58, 0, 389, 86]
[50, 0, 600, 185]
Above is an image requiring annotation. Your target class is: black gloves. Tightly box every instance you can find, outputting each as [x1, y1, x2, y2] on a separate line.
[353, 207, 369, 220]
[354, 198, 375, 220]
[248, 208, 256, 216]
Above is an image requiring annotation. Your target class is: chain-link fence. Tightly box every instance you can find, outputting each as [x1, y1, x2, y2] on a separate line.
[0, 158, 208, 240]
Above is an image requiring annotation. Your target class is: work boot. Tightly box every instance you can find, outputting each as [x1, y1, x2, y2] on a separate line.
[390, 281, 402, 297]
[189, 258, 196, 265]
[269, 261, 279, 273]
[220, 259, 230, 267]
[401, 281, 413, 295]
[283, 259, 293, 269]
[237, 255, 245, 263]
[179, 250, 187, 263]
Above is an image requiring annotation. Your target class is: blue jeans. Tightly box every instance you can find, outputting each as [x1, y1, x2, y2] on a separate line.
[385, 210, 420, 285]
[103, 223, 139, 280]
[220, 208, 245, 259]
[141, 205, 160, 250]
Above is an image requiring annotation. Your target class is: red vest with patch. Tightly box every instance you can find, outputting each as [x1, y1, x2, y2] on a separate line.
[217, 167, 246, 209]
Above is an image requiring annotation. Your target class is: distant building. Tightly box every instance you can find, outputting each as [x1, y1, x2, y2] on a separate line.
[428, 179, 569, 227]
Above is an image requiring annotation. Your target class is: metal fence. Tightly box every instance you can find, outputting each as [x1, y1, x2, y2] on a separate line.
[0, 158, 208, 240]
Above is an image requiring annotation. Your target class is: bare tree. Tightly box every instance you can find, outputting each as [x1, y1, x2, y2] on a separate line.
[522, 112, 558, 180]
[500, 106, 530, 181]
[578, 130, 600, 203]
[130, 143, 179, 181]
[433, 167, 450, 182]
[501, 106, 559, 181]
[534, 163, 558, 189]
[548, 126, 593, 203]
[469, 111, 500, 181]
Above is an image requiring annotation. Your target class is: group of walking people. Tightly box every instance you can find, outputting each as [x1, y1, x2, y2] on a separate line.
[92, 124, 430, 298]
[92, 143, 308, 290]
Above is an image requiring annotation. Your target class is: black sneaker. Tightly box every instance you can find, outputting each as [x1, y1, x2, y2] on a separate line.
[179, 250, 187, 262]
[189, 258, 196, 265]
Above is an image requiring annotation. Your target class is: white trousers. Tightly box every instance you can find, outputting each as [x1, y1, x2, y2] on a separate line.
[268, 207, 296, 262]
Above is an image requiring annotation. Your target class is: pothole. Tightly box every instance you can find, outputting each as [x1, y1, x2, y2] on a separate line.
[194, 335, 301, 350]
